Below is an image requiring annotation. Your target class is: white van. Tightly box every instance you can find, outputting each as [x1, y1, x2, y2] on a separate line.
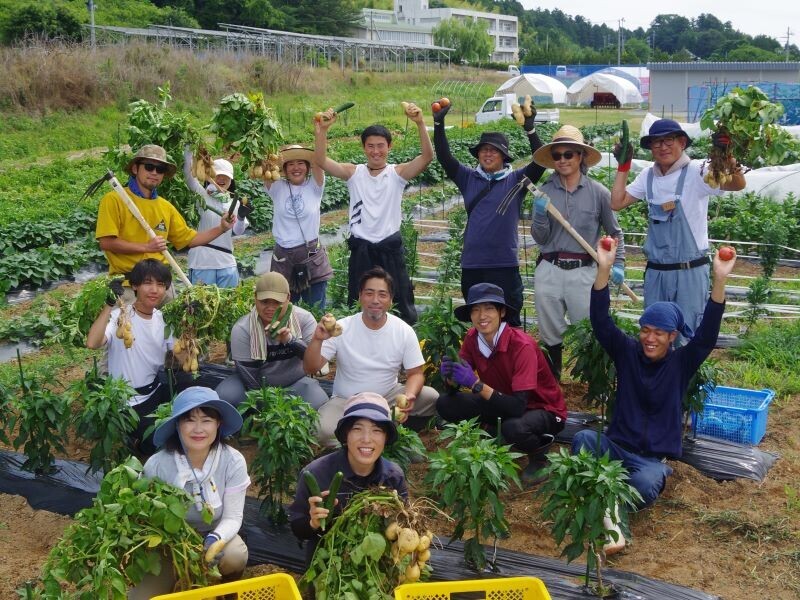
[475, 93, 560, 125]
[555, 65, 567, 77]
[508, 65, 520, 76]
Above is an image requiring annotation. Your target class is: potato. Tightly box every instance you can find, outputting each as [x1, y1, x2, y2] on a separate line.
[394, 394, 409, 410]
[385, 521, 400, 541]
[397, 528, 420, 554]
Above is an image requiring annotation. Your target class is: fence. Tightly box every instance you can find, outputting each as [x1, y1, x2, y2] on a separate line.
[687, 82, 800, 124]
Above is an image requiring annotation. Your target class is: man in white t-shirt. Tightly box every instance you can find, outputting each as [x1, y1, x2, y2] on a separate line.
[611, 119, 745, 333]
[303, 267, 437, 447]
[313, 104, 433, 324]
[86, 258, 174, 455]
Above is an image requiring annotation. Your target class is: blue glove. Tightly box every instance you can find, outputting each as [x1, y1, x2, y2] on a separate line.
[450, 361, 478, 389]
[203, 533, 220, 551]
[533, 195, 550, 216]
[611, 265, 625, 285]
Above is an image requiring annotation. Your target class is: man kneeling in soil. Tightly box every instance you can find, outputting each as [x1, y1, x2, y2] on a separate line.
[437, 283, 566, 485]
[573, 240, 736, 554]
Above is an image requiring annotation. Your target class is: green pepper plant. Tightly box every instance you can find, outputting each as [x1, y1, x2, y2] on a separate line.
[71, 358, 139, 475]
[538, 447, 642, 597]
[8, 352, 72, 474]
[425, 419, 522, 571]
[238, 385, 318, 524]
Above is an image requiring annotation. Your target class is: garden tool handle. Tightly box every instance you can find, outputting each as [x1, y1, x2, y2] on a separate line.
[107, 170, 192, 288]
[521, 177, 638, 302]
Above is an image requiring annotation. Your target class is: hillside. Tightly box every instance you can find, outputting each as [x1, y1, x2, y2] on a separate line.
[1, 0, 797, 64]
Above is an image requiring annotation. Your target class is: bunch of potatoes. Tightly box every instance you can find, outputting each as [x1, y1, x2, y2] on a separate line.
[249, 153, 282, 182]
[115, 308, 134, 349]
[192, 147, 217, 182]
[385, 521, 433, 584]
[173, 334, 200, 373]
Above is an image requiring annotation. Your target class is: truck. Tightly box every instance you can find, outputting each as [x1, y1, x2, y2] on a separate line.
[475, 93, 560, 125]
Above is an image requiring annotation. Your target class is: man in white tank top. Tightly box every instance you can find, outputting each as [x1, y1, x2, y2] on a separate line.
[313, 104, 433, 324]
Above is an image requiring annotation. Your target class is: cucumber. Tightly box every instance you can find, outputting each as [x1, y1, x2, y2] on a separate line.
[620, 120, 630, 164]
[321, 471, 343, 531]
[303, 471, 322, 497]
[333, 102, 355, 114]
[268, 303, 293, 333]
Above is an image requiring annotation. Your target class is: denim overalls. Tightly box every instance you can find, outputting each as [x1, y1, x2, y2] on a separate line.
[642, 166, 710, 333]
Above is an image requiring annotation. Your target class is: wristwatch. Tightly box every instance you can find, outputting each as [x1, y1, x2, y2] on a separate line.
[471, 381, 484, 394]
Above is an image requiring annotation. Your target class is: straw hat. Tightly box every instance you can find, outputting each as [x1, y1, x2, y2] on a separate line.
[279, 144, 314, 165]
[532, 125, 602, 169]
[125, 144, 177, 178]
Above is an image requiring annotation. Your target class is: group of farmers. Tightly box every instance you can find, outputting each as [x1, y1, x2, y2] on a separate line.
[88, 99, 744, 593]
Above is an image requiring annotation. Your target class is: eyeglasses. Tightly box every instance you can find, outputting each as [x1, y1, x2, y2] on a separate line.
[139, 162, 168, 174]
[551, 150, 581, 161]
[650, 136, 678, 149]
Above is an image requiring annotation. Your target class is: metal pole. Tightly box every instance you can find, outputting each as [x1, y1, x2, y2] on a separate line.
[87, 0, 96, 50]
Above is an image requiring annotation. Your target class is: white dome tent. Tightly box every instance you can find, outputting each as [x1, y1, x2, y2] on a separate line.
[495, 74, 568, 105]
[566, 73, 643, 107]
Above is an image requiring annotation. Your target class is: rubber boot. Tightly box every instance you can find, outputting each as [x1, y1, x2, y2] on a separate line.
[521, 434, 555, 487]
[544, 343, 563, 381]
[602, 503, 626, 556]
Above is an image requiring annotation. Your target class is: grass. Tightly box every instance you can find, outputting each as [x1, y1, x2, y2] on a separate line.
[0, 346, 94, 389]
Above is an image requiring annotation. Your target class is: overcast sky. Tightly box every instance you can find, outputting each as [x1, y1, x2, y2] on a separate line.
[517, 2, 795, 46]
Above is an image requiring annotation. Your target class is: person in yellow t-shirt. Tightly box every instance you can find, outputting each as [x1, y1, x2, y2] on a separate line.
[95, 144, 235, 302]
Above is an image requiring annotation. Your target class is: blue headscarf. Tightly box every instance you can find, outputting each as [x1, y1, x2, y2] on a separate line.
[639, 302, 693, 339]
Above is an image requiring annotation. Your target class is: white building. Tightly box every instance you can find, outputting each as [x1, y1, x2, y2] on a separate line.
[354, 0, 518, 63]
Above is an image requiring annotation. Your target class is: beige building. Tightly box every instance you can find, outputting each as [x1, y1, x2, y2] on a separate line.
[354, 0, 518, 63]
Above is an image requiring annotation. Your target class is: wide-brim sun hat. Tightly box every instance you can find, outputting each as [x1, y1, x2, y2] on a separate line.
[532, 125, 602, 169]
[468, 132, 513, 163]
[640, 118, 692, 150]
[334, 392, 398, 446]
[152, 386, 243, 448]
[125, 144, 178, 178]
[279, 144, 315, 165]
[454, 282, 519, 323]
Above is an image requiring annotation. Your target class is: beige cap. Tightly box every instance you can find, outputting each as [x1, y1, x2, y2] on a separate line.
[532, 125, 602, 169]
[255, 272, 290, 301]
[125, 144, 178, 178]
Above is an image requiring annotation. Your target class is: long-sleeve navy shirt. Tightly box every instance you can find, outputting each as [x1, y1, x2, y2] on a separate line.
[590, 286, 724, 458]
[288, 449, 407, 566]
[434, 124, 545, 269]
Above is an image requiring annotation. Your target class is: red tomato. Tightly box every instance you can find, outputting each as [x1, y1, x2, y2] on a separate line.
[432, 102, 442, 113]
[719, 246, 735, 261]
[600, 236, 614, 252]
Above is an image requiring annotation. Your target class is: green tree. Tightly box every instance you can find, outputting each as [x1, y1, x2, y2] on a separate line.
[3, 2, 82, 43]
[433, 17, 494, 64]
[726, 43, 780, 61]
[280, 0, 361, 36]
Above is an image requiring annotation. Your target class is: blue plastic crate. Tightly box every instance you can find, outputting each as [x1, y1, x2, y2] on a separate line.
[691, 386, 776, 445]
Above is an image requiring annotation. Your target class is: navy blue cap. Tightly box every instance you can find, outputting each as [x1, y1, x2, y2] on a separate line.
[454, 282, 518, 322]
[640, 119, 692, 149]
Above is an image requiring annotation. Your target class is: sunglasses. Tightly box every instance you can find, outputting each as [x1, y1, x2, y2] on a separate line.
[550, 150, 581, 161]
[138, 162, 168, 174]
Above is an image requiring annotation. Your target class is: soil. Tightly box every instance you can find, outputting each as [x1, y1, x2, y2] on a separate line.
[2, 223, 798, 599]
[3, 369, 798, 600]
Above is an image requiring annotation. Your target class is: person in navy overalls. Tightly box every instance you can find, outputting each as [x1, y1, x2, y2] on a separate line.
[610, 119, 745, 337]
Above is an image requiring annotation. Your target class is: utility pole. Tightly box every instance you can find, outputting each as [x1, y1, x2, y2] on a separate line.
[87, 0, 96, 50]
[782, 27, 793, 63]
[617, 18, 625, 65]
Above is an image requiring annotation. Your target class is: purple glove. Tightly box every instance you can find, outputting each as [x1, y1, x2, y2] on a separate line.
[440, 356, 454, 379]
[450, 360, 478, 389]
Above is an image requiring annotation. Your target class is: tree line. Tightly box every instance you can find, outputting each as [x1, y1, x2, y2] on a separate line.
[2, 0, 797, 64]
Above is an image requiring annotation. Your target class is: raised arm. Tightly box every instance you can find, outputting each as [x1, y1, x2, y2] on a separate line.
[313, 110, 356, 181]
[395, 103, 433, 181]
